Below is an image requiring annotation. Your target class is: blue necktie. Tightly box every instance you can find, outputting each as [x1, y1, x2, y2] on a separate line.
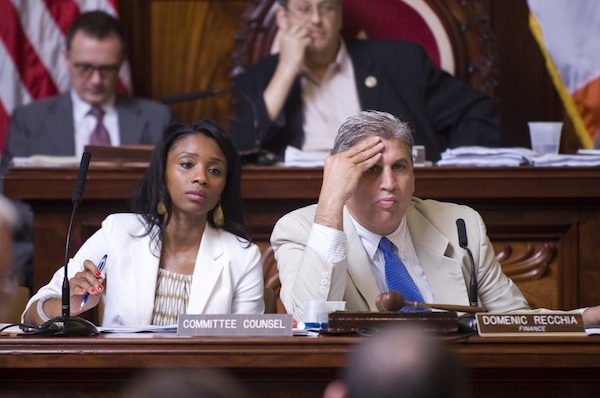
[379, 237, 426, 312]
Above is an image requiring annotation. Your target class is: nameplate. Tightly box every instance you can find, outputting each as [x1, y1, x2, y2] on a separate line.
[476, 312, 586, 337]
[177, 314, 293, 337]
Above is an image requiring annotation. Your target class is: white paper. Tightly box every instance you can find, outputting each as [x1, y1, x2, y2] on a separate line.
[98, 324, 177, 333]
[12, 155, 80, 167]
[585, 326, 600, 335]
[284, 146, 327, 167]
[577, 149, 600, 155]
[532, 154, 600, 166]
[437, 146, 536, 166]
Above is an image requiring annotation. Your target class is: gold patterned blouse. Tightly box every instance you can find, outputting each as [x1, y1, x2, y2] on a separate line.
[152, 268, 193, 326]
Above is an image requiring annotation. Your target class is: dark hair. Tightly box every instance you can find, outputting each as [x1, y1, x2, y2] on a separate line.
[130, 120, 251, 247]
[66, 11, 127, 53]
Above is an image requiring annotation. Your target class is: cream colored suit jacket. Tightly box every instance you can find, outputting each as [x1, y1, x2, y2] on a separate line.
[25, 214, 265, 325]
[271, 197, 529, 321]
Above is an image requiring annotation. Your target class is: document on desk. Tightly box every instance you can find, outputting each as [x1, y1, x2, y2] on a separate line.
[284, 146, 327, 167]
[532, 153, 600, 166]
[585, 325, 600, 336]
[12, 155, 80, 167]
[98, 324, 177, 333]
[0, 324, 23, 335]
[437, 146, 536, 166]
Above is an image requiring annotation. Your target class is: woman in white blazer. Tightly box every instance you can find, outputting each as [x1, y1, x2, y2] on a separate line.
[23, 120, 265, 326]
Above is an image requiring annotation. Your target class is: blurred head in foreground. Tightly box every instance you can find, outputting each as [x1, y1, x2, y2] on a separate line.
[324, 324, 468, 398]
[121, 368, 249, 398]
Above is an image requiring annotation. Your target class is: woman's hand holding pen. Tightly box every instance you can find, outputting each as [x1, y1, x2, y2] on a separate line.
[69, 259, 105, 314]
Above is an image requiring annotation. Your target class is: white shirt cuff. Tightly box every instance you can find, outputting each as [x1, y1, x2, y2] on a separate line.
[306, 223, 348, 263]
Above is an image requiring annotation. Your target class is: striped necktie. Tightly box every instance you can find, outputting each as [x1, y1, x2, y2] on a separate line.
[89, 106, 111, 146]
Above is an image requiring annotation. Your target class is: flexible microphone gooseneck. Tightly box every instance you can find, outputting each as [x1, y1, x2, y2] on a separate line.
[234, 89, 278, 166]
[160, 88, 231, 104]
[41, 152, 99, 336]
[456, 218, 479, 333]
[456, 218, 478, 307]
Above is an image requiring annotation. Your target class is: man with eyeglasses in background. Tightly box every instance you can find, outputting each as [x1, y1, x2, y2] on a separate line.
[229, 0, 500, 163]
[0, 11, 173, 291]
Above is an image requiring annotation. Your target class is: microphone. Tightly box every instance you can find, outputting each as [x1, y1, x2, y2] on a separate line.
[456, 219, 477, 307]
[456, 218, 479, 333]
[160, 88, 231, 104]
[41, 152, 99, 336]
[234, 89, 278, 166]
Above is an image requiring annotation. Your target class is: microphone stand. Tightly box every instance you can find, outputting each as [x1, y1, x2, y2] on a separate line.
[161, 88, 231, 104]
[235, 90, 278, 166]
[40, 153, 99, 337]
[456, 218, 479, 333]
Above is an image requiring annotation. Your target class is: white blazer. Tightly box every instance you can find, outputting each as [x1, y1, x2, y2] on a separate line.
[24, 214, 265, 325]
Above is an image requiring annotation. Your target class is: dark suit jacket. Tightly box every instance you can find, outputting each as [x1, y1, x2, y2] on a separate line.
[229, 39, 501, 161]
[1, 92, 173, 167]
[0, 92, 173, 287]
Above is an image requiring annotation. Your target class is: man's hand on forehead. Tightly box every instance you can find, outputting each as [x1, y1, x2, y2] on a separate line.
[348, 136, 383, 171]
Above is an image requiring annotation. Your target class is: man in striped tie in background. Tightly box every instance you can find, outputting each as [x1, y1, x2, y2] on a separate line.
[0, 10, 173, 290]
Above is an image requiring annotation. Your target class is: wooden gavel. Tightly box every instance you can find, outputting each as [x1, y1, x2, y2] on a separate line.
[376, 291, 485, 313]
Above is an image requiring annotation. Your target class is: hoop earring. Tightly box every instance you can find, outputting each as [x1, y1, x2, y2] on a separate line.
[213, 200, 224, 226]
[157, 202, 167, 215]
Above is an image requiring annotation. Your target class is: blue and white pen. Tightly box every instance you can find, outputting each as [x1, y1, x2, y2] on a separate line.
[79, 254, 107, 310]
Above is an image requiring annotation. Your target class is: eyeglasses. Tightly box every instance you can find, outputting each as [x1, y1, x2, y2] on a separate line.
[286, 1, 340, 18]
[73, 62, 121, 79]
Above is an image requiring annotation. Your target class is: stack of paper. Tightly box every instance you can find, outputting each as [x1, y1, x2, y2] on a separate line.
[284, 146, 328, 167]
[98, 324, 177, 333]
[12, 155, 80, 167]
[532, 153, 600, 166]
[577, 149, 600, 156]
[437, 147, 536, 166]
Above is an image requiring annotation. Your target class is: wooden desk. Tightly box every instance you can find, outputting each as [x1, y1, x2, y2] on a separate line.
[4, 165, 600, 310]
[1, 334, 600, 398]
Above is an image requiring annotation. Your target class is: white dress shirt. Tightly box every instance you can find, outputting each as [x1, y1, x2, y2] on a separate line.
[71, 90, 120, 157]
[307, 214, 437, 304]
[300, 38, 361, 153]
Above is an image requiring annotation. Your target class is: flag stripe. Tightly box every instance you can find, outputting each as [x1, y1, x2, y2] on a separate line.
[42, 0, 81, 36]
[0, 0, 59, 100]
[0, 37, 33, 113]
[13, 0, 71, 94]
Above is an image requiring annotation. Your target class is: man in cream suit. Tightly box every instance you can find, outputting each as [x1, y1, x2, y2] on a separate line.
[271, 110, 600, 325]
[0, 11, 173, 290]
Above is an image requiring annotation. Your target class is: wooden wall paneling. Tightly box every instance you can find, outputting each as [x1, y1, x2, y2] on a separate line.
[149, 0, 247, 128]
[492, 240, 560, 310]
[490, 0, 567, 150]
[117, 0, 153, 98]
[578, 211, 600, 307]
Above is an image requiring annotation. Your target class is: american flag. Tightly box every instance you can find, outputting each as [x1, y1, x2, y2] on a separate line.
[0, 0, 132, 153]
[528, 0, 600, 148]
